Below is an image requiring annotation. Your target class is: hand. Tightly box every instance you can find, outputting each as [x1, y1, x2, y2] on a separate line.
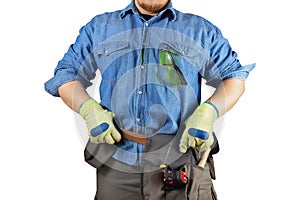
[78, 98, 121, 144]
[179, 102, 219, 153]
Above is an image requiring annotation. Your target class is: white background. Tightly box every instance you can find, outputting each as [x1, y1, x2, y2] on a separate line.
[1, 0, 299, 199]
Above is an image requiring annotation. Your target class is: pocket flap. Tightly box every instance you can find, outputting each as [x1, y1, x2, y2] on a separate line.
[159, 41, 198, 58]
[96, 41, 130, 55]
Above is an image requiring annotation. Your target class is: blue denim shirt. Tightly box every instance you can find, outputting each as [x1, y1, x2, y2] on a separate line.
[45, 1, 255, 165]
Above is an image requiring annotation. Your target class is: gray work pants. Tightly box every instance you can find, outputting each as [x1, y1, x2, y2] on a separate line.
[94, 162, 217, 200]
[86, 134, 217, 200]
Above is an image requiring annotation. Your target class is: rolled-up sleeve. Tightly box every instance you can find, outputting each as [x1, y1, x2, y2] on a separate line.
[44, 22, 97, 97]
[203, 27, 255, 88]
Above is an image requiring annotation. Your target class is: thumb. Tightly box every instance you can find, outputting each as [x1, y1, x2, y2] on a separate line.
[179, 131, 189, 153]
[188, 128, 209, 140]
[179, 143, 188, 153]
[90, 123, 109, 137]
[111, 128, 122, 142]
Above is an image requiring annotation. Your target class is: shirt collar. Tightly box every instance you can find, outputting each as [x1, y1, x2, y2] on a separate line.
[119, 0, 176, 21]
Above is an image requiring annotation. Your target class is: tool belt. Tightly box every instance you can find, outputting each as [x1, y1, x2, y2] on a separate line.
[119, 128, 218, 180]
[84, 128, 218, 180]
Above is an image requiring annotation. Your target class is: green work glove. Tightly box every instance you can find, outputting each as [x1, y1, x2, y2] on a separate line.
[78, 98, 121, 144]
[179, 102, 219, 153]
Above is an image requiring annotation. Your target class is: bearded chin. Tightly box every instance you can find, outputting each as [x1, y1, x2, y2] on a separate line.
[138, 0, 169, 13]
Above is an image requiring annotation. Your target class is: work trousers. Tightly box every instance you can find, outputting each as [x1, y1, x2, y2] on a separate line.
[94, 162, 217, 200]
[86, 133, 218, 200]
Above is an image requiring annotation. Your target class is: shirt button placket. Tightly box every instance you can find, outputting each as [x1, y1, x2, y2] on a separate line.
[135, 22, 149, 127]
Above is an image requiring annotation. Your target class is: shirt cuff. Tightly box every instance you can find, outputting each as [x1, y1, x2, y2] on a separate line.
[222, 63, 256, 81]
[44, 73, 78, 97]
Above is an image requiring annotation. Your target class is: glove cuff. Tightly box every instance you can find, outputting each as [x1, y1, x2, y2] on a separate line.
[196, 101, 219, 124]
[203, 101, 219, 118]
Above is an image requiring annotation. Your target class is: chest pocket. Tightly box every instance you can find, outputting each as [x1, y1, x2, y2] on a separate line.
[95, 40, 131, 74]
[159, 41, 209, 78]
[95, 40, 130, 71]
[158, 41, 202, 87]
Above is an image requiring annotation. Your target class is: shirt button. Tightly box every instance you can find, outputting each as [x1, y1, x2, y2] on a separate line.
[137, 91, 143, 95]
[140, 65, 145, 70]
[145, 22, 149, 27]
[136, 118, 141, 122]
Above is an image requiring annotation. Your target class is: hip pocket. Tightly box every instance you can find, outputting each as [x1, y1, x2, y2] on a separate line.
[84, 141, 117, 169]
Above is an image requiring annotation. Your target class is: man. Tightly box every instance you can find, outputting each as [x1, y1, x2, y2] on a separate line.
[45, 0, 255, 199]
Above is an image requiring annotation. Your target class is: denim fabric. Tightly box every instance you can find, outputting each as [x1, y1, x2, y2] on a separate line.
[45, 1, 255, 165]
